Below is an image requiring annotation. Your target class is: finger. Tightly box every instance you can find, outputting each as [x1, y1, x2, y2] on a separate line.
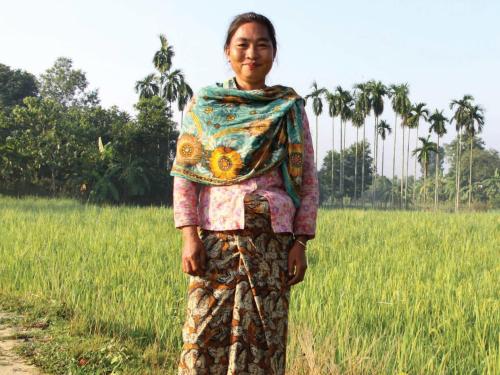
[288, 256, 296, 280]
[193, 258, 205, 276]
[182, 257, 189, 273]
[188, 258, 200, 276]
[288, 262, 308, 286]
[296, 266, 307, 282]
[183, 258, 193, 275]
[287, 273, 301, 286]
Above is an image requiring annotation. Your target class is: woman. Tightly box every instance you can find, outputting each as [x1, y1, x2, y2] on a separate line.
[171, 12, 319, 375]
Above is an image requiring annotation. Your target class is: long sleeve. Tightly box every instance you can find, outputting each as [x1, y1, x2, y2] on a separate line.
[173, 176, 200, 228]
[293, 106, 319, 239]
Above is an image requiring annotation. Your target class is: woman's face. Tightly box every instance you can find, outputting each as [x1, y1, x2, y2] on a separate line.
[225, 22, 275, 90]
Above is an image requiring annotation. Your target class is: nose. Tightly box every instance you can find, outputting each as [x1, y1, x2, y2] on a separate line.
[246, 44, 258, 60]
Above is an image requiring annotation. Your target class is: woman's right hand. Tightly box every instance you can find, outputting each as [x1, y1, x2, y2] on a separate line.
[180, 226, 206, 276]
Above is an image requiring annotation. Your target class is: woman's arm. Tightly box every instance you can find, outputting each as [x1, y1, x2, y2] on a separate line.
[288, 104, 318, 286]
[173, 176, 200, 228]
[173, 176, 206, 276]
[293, 105, 320, 241]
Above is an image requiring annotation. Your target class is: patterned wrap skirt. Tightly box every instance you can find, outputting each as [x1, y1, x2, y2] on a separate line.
[178, 193, 294, 375]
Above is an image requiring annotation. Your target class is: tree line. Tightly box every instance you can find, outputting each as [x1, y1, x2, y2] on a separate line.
[0, 35, 191, 205]
[1, 35, 499, 209]
[306, 81, 500, 210]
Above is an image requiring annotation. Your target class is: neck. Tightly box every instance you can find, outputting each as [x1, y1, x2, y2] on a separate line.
[234, 77, 266, 90]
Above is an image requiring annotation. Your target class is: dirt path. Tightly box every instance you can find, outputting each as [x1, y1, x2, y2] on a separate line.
[0, 312, 44, 375]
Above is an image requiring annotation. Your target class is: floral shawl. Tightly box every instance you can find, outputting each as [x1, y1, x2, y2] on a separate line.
[170, 77, 305, 207]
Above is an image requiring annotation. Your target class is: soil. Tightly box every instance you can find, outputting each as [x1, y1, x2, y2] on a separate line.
[0, 312, 45, 375]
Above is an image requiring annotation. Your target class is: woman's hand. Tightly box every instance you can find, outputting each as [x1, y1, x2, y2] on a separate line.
[180, 226, 206, 276]
[287, 237, 308, 286]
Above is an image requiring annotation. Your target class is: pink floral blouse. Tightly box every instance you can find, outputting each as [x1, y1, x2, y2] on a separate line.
[173, 104, 319, 239]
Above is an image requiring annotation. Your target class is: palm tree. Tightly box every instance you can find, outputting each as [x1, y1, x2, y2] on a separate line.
[351, 106, 364, 203]
[325, 90, 340, 204]
[335, 86, 353, 201]
[407, 103, 429, 205]
[450, 94, 474, 212]
[353, 83, 372, 207]
[153, 34, 175, 74]
[141, 35, 192, 170]
[368, 80, 388, 207]
[464, 104, 485, 208]
[402, 113, 414, 208]
[161, 69, 185, 112]
[389, 83, 411, 208]
[135, 73, 160, 99]
[163, 69, 187, 169]
[377, 120, 392, 179]
[412, 136, 437, 204]
[305, 81, 327, 170]
[177, 80, 193, 126]
[428, 109, 448, 209]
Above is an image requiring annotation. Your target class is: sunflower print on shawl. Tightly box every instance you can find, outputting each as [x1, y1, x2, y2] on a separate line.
[170, 77, 305, 207]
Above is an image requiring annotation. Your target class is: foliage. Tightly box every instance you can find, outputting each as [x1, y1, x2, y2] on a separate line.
[136, 34, 192, 113]
[0, 63, 38, 110]
[421, 145, 444, 177]
[444, 134, 499, 188]
[38, 57, 99, 107]
[318, 141, 373, 204]
[304, 81, 326, 117]
[0, 35, 193, 205]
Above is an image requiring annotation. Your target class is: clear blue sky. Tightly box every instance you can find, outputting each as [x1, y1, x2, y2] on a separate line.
[1, 0, 499, 176]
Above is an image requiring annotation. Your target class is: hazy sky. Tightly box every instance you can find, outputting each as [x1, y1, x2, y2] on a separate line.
[1, 0, 499, 176]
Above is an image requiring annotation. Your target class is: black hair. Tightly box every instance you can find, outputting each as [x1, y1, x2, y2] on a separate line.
[224, 12, 277, 57]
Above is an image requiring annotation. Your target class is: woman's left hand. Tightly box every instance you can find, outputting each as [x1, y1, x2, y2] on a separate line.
[287, 240, 308, 286]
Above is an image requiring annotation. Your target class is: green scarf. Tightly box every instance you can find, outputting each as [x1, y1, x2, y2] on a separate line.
[170, 77, 305, 207]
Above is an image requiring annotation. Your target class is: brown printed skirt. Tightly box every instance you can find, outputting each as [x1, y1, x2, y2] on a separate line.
[178, 193, 294, 375]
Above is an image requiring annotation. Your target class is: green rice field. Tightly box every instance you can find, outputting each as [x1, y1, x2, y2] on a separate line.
[0, 195, 499, 374]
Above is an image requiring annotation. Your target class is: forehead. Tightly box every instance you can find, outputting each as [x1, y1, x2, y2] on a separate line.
[231, 22, 271, 42]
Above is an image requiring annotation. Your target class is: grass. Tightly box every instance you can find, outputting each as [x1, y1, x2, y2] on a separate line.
[0, 195, 499, 374]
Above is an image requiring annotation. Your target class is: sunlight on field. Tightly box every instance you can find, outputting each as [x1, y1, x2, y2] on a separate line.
[0, 196, 499, 374]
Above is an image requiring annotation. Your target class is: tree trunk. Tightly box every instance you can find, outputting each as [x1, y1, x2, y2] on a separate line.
[166, 101, 171, 170]
[343, 120, 347, 204]
[434, 136, 440, 210]
[455, 128, 462, 212]
[455, 129, 459, 211]
[315, 115, 318, 171]
[405, 126, 411, 209]
[412, 123, 419, 206]
[355, 126, 359, 204]
[424, 155, 427, 203]
[51, 169, 56, 196]
[372, 116, 378, 207]
[468, 135, 473, 208]
[392, 113, 398, 209]
[331, 117, 335, 205]
[400, 122, 405, 209]
[361, 120, 366, 208]
[381, 138, 385, 179]
[339, 118, 343, 207]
